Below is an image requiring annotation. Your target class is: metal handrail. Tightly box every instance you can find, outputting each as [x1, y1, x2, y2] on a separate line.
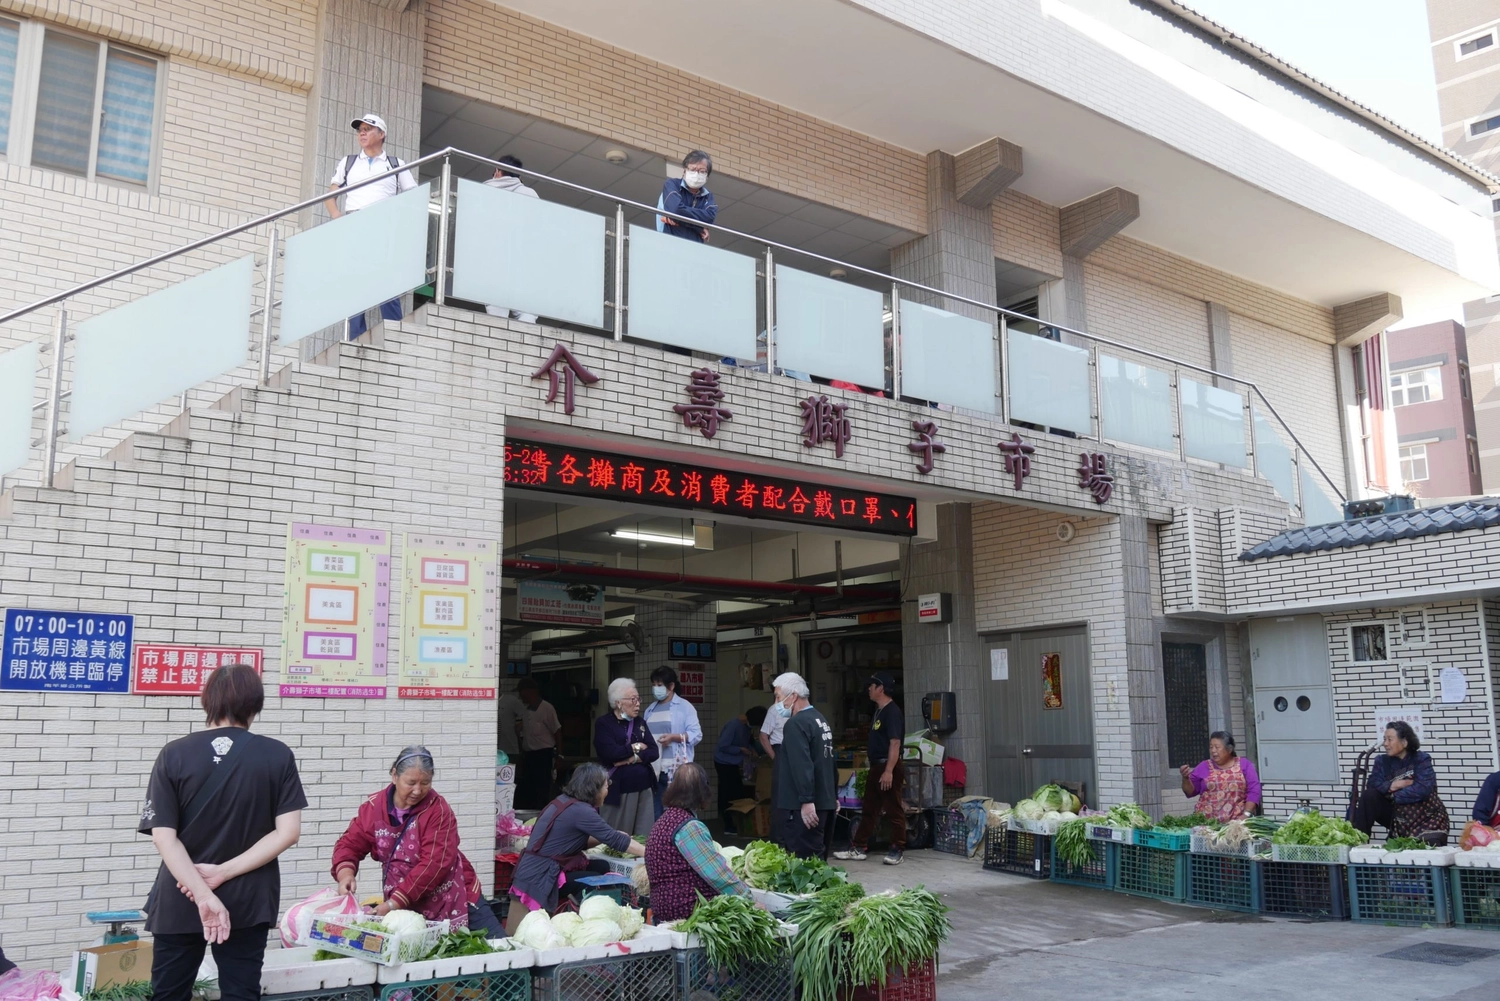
[0, 145, 1347, 501]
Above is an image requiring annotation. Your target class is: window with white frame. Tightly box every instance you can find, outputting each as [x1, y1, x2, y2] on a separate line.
[1461, 361, 1472, 399]
[1471, 114, 1500, 138]
[0, 17, 160, 186]
[1457, 29, 1498, 59]
[1469, 437, 1481, 475]
[1389, 366, 1443, 406]
[1399, 444, 1430, 483]
[1350, 624, 1388, 663]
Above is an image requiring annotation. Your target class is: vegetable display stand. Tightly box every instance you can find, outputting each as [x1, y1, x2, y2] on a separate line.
[982, 827, 1051, 879]
[377, 972, 530, 1001]
[1049, 838, 1114, 889]
[676, 947, 794, 1001]
[1259, 863, 1349, 920]
[1449, 867, 1500, 929]
[529, 950, 677, 1001]
[1270, 844, 1350, 865]
[841, 956, 938, 1001]
[265, 986, 376, 1001]
[932, 809, 971, 857]
[1186, 853, 1258, 913]
[1349, 864, 1451, 926]
[1113, 844, 1188, 903]
[262, 947, 378, 996]
[1135, 829, 1191, 853]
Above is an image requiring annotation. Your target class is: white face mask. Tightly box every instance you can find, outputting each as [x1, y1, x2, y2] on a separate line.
[683, 170, 707, 190]
[652, 685, 668, 701]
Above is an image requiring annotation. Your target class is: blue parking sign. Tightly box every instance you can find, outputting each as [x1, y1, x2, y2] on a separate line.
[2, 608, 134, 693]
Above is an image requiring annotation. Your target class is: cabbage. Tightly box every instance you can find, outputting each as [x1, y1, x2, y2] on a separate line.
[1058, 811, 1077, 821]
[381, 909, 428, 937]
[719, 846, 745, 863]
[1032, 785, 1071, 813]
[513, 909, 565, 950]
[578, 895, 622, 924]
[617, 906, 644, 939]
[550, 912, 582, 940]
[1013, 799, 1045, 820]
[1042, 811, 1062, 822]
[569, 918, 623, 946]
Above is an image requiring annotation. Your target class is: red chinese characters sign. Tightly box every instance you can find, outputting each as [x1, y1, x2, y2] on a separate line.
[132, 645, 264, 695]
[504, 439, 917, 537]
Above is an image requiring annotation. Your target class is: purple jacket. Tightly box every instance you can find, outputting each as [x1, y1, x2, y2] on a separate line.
[595, 712, 659, 802]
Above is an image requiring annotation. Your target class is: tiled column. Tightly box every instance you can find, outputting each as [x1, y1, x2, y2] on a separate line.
[890, 151, 1000, 321]
[1121, 514, 1164, 815]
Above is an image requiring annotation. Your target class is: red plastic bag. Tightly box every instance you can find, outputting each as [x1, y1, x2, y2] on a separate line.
[0, 969, 61, 1001]
[279, 887, 360, 948]
[1461, 821, 1496, 849]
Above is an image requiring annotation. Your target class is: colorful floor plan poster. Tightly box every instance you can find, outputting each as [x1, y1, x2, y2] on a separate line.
[398, 535, 498, 699]
[281, 523, 391, 698]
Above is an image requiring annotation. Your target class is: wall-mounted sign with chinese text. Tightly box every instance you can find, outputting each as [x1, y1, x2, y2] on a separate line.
[2, 609, 133, 693]
[133, 646, 262, 695]
[676, 666, 705, 703]
[398, 534, 498, 700]
[517, 578, 606, 626]
[280, 523, 391, 698]
[504, 439, 917, 537]
[668, 637, 716, 661]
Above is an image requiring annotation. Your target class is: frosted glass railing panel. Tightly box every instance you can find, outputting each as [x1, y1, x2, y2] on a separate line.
[1099, 354, 1173, 452]
[451, 178, 606, 329]
[899, 300, 996, 413]
[69, 256, 253, 440]
[775, 266, 886, 389]
[1253, 408, 1296, 503]
[1179, 377, 1247, 468]
[280, 185, 430, 344]
[1300, 466, 1344, 526]
[0, 341, 38, 476]
[1006, 328, 1091, 435]
[627, 224, 756, 359]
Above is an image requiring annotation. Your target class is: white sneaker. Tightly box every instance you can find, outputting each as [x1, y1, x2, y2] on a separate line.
[833, 848, 868, 861]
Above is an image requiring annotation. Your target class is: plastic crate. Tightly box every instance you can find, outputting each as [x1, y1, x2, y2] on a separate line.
[942, 785, 965, 808]
[676, 946, 795, 1001]
[932, 809, 971, 857]
[842, 956, 938, 1001]
[378, 972, 530, 1001]
[1049, 838, 1114, 889]
[1450, 867, 1500, 929]
[1271, 844, 1350, 865]
[1135, 828, 1191, 852]
[1113, 844, 1188, 903]
[265, 986, 374, 1001]
[1189, 831, 1270, 858]
[982, 827, 1051, 879]
[1259, 862, 1349, 920]
[1085, 824, 1134, 846]
[529, 950, 677, 1001]
[1186, 853, 1259, 913]
[574, 873, 638, 908]
[1349, 864, 1451, 926]
[493, 857, 516, 895]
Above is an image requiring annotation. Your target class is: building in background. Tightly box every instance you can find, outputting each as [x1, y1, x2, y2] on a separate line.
[1429, 0, 1500, 489]
[1386, 320, 1483, 497]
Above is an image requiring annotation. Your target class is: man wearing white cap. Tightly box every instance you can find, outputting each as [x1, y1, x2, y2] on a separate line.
[325, 114, 417, 338]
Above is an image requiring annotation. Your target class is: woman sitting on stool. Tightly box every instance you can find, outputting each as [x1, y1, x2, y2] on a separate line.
[1350, 721, 1450, 843]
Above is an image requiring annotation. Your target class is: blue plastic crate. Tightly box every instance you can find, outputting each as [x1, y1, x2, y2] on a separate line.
[1114, 844, 1188, 903]
[1349, 864, 1451, 927]
[1187, 853, 1258, 913]
[1449, 867, 1500, 930]
[1259, 862, 1349, 920]
[1049, 837, 1114, 889]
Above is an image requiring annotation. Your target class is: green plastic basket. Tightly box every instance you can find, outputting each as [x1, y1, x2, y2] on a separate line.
[1349, 864, 1451, 927]
[1135, 828, 1191, 852]
[1049, 838, 1114, 888]
[1259, 862, 1349, 920]
[1114, 844, 1188, 903]
[1186, 853, 1258, 913]
[377, 972, 529, 1001]
[1450, 867, 1500, 929]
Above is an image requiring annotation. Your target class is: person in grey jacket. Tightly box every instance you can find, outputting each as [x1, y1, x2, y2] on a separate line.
[771, 672, 837, 860]
[484, 154, 540, 323]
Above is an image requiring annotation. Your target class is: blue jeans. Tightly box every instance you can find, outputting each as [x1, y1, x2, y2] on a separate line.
[348, 298, 402, 339]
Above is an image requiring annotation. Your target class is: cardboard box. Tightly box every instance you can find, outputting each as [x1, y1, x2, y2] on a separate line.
[72, 941, 153, 994]
[727, 797, 771, 837]
[752, 763, 772, 800]
[902, 735, 944, 766]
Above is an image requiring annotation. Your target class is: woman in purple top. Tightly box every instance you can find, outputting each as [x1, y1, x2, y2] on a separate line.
[1178, 731, 1260, 822]
[595, 678, 659, 836]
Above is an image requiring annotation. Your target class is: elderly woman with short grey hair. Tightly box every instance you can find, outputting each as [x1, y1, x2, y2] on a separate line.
[594, 677, 659, 835]
[332, 745, 493, 929]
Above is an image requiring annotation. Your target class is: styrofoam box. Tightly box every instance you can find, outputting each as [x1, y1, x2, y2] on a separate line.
[1009, 818, 1058, 836]
[1352, 846, 1459, 866]
[1455, 850, 1500, 868]
[748, 887, 803, 913]
[529, 925, 674, 967]
[660, 920, 797, 950]
[376, 942, 534, 983]
[261, 947, 376, 994]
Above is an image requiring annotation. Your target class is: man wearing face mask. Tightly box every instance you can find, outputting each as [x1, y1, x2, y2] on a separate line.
[656, 151, 717, 243]
[645, 666, 704, 819]
[770, 672, 837, 860]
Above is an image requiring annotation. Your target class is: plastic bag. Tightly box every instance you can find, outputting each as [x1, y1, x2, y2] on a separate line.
[279, 887, 360, 948]
[0, 969, 62, 1001]
[1461, 820, 1497, 850]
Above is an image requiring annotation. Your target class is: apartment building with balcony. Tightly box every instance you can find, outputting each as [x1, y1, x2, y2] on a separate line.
[1386, 319, 1483, 497]
[2, 0, 1500, 966]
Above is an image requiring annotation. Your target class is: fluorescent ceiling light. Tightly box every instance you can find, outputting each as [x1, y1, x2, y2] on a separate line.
[611, 529, 694, 546]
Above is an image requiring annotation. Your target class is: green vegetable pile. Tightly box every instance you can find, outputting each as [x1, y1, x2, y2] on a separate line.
[730, 839, 847, 894]
[601, 834, 648, 859]
[677, 891, 788, 973]
[786, 883, 948, 1001]
[83, 980, 217, 1001]
[1270, 810, 1367, 847]
[1053, 818, 1094, 869]
[427, 928, 498, 959]
[1157, 812, 1207, 830]
[1090, 803, 1153, 829]
[1384, 836, 1429, 852]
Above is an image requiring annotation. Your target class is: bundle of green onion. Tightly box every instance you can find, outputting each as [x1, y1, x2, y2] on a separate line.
[786, 883, 948, 1001]
[677, 892, 787, 973]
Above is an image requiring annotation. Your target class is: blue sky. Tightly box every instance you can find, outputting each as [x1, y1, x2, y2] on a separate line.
[1183, 0, 1442, 144]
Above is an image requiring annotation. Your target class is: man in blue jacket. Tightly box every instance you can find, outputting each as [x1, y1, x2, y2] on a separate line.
[657, 150, 717, 242]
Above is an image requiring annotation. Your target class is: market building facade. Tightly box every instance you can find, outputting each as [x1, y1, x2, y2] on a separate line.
[1, 0, 1499, 969]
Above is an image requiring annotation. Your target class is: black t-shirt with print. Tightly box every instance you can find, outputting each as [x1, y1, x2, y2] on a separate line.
[138, 728, 307, 934]
[867, 701, 905, 763]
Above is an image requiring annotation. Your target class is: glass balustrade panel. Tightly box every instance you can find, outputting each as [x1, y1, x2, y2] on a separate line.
[69, 256, 253, 440]
[0, 340, 38, 476]
[1006, 327, 1092, 435]
[1179, 377, 1248, 468]
[1098, 353, 1174, 452]
[1252, 407, 1297, 503]
[898, 300, 997, 413]
[775, 265, 886, 390]
[451, 178, 606, 329]
[1300, 465, 1344, 526]
[626, 224, 757, 359]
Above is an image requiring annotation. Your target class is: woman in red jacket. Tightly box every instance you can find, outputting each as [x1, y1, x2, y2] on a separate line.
[332, 745, 496, 931]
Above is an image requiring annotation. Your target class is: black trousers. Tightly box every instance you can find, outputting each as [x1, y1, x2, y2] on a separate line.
[768, 758, 783, 844]
[468, 897, 505, 937]
[1350, 786, 1396, 836]
[519, 748, 555, 809]
[780, 808, 834, 861]
[152, 923, 270, 1001]
[716, 763, 746, 833]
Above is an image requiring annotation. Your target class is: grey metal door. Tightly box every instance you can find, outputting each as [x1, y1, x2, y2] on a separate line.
[984, 628, 1095, 807]
[1248, 615, 1338, 783]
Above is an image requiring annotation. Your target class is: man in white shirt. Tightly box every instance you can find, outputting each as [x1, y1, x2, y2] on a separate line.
[325, 113, 417, 339]
[759, 694, 788, 843]
[483, 155, 539, 324]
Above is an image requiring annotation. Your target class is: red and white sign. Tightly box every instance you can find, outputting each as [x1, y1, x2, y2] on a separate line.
[917, 593, 949, 623]
[132, 645, 263, 695]
[677, 666, 705, 704]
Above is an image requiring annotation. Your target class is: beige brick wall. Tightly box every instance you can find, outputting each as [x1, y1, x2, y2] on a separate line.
[1228, 311, 1345, 487]
[1083, 259, 1211, 367]
[991, 189, 1062, 277]
[422, 0, 928, 234]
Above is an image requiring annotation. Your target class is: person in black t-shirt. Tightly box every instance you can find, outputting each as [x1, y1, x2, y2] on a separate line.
[139, 664, 306, 1001]
[834, 672, 907, 865]
[770, 672, 837, 860]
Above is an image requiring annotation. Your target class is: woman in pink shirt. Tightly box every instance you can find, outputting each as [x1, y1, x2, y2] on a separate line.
[1179, 731, 1261, 822]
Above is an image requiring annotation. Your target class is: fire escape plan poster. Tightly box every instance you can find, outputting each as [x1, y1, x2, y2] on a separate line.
[397, 534, 498, 699]
[280, 523, 391, 698]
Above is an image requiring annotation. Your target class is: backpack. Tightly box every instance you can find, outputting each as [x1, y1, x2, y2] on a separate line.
[339, 153, 401, 187]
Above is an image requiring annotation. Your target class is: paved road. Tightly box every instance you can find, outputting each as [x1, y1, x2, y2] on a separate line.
[844, 849, 1500, 1000]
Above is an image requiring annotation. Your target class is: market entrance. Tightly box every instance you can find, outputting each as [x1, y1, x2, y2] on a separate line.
[982, 627, 1096, 808]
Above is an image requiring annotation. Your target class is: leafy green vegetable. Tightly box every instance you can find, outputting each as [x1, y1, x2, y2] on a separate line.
[678, 892, 787, 974]
[786, 883, 865, 1001]
[1054, 817, 1095, 869]
[1157, 812, 1208, 830]
[738, 840, 795, 889]
[786, 884, 946, 1001]
[766, 856, 847, 894]
[1270, 810, 1368, 847]
[1385, 836, 1428, 851]
[427, 928, 498, 958]
[83, 980, 217, 1001]
[1094, 803, 1153, 829]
